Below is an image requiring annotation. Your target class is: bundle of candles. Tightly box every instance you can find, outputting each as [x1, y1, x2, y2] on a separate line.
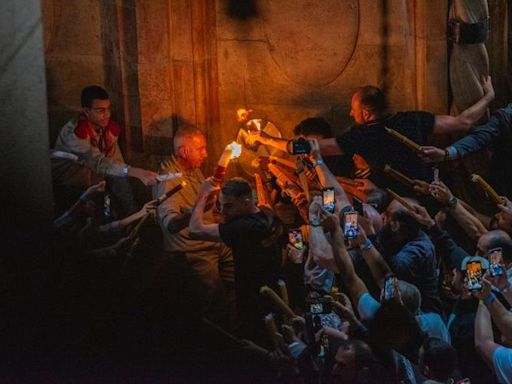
[260, 284, 295, 319]
[470, 174, 504, 205]
[385, 127, 422, 152]
[155, 180, 187, 205]
[212, 141, 242, 184]
[383, 164, 414, 187]
[254, 173, 270, 207]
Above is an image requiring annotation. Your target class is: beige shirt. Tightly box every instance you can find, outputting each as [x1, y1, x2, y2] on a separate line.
[154, 155, 218, 253]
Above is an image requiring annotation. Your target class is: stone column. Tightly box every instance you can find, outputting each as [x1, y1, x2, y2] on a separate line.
[0, 0, 54, 357]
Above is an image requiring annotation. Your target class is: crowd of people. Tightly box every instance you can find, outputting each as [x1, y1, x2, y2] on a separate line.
[49, 80, 512, 383]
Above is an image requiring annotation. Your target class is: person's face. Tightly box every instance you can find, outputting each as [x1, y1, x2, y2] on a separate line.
[350, 93, 367, 124]
[218, 192, 250, 222]
[494, 211, 512, 235]
[180, 134, 208, 169]
[332, 342, 358, 381]
[84, 98, 111, 128]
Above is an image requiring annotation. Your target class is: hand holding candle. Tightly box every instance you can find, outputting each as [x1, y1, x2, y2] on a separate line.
[212, 141, 242, 184]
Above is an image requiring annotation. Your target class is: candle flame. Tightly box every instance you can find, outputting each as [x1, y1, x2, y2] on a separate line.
[228, 141, 242, 159]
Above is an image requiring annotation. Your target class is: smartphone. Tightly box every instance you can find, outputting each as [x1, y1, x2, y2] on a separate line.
[290, 138, 312, 155]
[488, 248, 505, 277]
[383, 275, 397, 301]
[353, 196, 364, 216]
[433, 167, 440, 182]
[466, 261, 483, 291]
[343, 210, 359, 239]
[288, 229, 304, 250]
[322, 187, 335, 213]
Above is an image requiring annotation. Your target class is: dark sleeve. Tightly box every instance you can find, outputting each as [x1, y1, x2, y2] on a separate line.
[426, 225, 470, 269]
[219, 216, 267, 248]
[335, 128, 361, 158]
[451, 103, 512, 158]
[399, 111, 435, 142]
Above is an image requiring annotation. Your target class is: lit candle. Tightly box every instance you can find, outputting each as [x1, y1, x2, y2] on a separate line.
[212, 141, 242, 183]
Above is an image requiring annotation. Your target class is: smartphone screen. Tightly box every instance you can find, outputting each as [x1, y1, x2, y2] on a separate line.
[288, 229, 304, 250]
[383, 275, 396, 301]
[353, 197, 364, 216]
[466, 261, 483, 291]
[433, 167, 440, 182]
[343, 211, 359, 239]
[322, 187, 335, 213]
[488, 248, 505, 277]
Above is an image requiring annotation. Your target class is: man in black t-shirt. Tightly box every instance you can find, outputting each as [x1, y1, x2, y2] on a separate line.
[189, 177, 283, 339]
[317, 82, 494, 193]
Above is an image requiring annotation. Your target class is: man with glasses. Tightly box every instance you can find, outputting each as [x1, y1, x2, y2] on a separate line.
[53, 85, 158, 215]
[154, 126, 235, 326]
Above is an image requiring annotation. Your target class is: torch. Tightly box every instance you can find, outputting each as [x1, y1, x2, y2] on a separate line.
[385, 127, 422, 152]
[212, 141, 242, 184]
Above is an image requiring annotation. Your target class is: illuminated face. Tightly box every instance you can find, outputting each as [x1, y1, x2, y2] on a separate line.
[218, 192, 250, 222]
[350, 93, 366, 124]
[84, 98, 111, 128]
[182, 134, 208, 169]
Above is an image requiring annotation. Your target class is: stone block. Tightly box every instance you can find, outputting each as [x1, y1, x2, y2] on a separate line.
[45, 55, 105, 106]
[136, 0, 169, 64]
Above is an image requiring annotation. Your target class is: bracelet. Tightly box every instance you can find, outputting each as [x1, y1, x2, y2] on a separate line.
[448, 146, 458, 160]
[446, 196, 458, 209]
[310, 217, 321, 227]
[483, 293, 497, 307]
[79, 194, 88, 202]
[314, 159, 324, 167]
[122, 165, 130, 177]
[360, 239, 373, 251]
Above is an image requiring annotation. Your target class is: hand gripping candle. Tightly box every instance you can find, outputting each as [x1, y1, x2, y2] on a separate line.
[212, 141, 242, 184]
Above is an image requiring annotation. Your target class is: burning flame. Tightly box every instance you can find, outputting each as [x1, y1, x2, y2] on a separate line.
[228, 141, 242, 159]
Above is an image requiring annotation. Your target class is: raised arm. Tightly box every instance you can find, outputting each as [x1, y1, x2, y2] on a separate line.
[421, 101, 512, 163]
[349, 225, 391, 289]
[432, 75, 495, 135]
[309, 139, 351, 209]
[188, 180, 221, 241]
[429, 181, 488, 241]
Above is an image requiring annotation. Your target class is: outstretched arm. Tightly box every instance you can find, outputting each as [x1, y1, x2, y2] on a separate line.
[432, 75, 495, 135]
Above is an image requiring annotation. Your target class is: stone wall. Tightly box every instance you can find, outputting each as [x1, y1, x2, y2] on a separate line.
[42, 0, 458, 175]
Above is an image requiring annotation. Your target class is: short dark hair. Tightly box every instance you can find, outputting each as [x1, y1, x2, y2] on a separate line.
[486, 232, 512, 263]
[221, 177, 252, 199]
[421, 337, 457, 381]
[293, 117, 332, 139]
[393, 207, 421, 241]
[81, 85, 109, 108]
[354, 86, 386, 115]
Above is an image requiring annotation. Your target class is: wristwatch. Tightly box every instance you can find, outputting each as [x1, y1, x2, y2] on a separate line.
[446, 196, 458, 209]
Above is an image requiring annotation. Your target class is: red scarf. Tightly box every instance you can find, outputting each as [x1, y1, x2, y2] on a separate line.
[74, 113, 120, 157]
